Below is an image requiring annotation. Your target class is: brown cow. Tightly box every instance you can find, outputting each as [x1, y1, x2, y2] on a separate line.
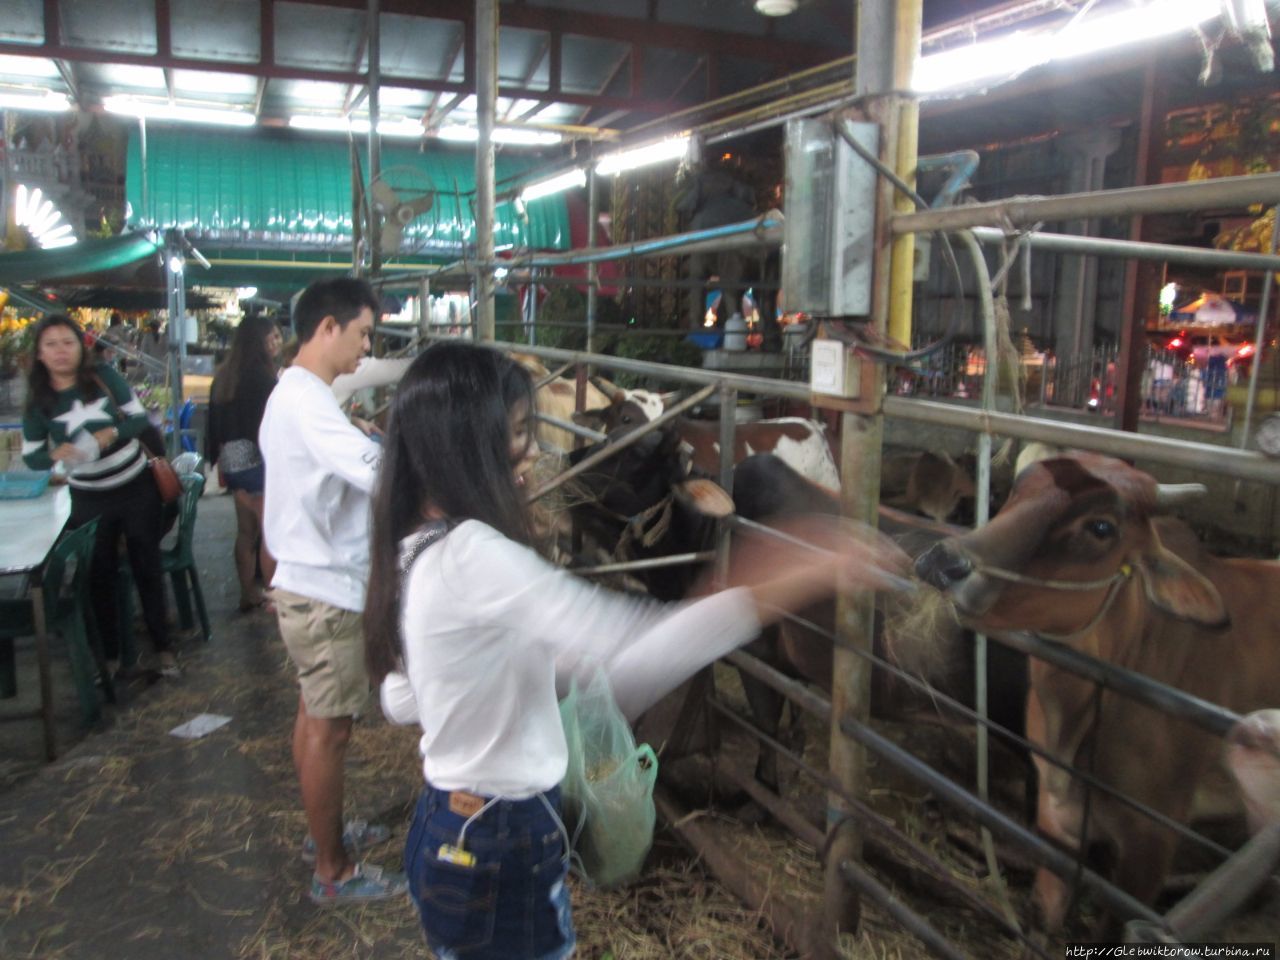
[510, 353, 615, 453]
[914, 453, 1280, 929]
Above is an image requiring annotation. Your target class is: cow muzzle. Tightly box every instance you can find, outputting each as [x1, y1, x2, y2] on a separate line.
[914, 541, 974, 592]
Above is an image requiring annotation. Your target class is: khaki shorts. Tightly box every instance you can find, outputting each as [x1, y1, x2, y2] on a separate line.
[273, 588, 369, 719]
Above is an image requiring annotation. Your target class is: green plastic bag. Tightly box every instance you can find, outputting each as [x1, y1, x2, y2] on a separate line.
[559, 669, 659, 888]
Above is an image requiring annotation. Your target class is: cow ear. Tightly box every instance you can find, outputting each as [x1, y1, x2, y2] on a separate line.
[1135, 545, 1230, 628]
[572, 409, 607, 430]
[675, 478, 735, 518]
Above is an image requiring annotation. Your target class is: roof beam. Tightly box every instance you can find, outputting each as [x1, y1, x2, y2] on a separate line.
[504, 35, 549, 120]
[294, 0, 839, 70]
[422, 31, 466, 129]
[253, 75, 269, 116]
[343, 29, 369, 114]
[53, 59, 83, 108]
[578, 46, 634, 127]
[43, 0, 60, 45]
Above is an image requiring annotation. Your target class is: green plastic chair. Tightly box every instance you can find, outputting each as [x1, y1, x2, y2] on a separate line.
[0, 518, 114, 734]
[163, 472, 211, 643]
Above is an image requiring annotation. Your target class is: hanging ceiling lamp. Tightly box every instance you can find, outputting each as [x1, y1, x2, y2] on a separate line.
[755, 0, 798, 14]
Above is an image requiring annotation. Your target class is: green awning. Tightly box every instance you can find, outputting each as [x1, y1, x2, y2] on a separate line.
[0, 232, 161, 286]
[126, 128, 571, 255]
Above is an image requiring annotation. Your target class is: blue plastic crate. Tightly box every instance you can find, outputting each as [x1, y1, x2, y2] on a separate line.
[0, 471, 51, 500]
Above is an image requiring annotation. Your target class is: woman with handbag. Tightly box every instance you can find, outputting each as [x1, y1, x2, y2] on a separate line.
[363, 342, 909, 959]
[206, 315, 282, 612]
[21, 315, 177, 678]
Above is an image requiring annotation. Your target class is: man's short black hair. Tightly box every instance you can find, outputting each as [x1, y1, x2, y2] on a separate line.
[292, 278, 380, 344]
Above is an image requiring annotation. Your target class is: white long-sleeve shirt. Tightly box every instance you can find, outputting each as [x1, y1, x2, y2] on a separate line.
[259, 366, 382, 611]
[380, 520, 760, 799]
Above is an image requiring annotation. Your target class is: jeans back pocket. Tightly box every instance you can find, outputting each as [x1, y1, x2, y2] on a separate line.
[414, 848, 500, 953]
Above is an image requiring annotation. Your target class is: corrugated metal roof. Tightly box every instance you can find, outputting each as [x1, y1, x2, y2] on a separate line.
[124, 127, 571, 257]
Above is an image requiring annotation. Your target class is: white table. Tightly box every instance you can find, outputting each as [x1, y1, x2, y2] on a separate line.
[0, 484, 71, 575]
[0, 484, 71, 759]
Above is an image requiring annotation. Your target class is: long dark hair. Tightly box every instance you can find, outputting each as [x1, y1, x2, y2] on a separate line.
[212, 315, 278, 403]
[26, 314, 101, 416]
[365, 342, 536, 684]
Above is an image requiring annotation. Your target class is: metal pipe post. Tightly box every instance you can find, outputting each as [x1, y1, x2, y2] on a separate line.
[474, 0, 497, 341]
[821, 1, 911, 942]
[887, 0, 921, 349]
[367, 0, 381, 277]
[164, 230, 187, 457]
[1241, 207, 1279, 448]
[586, 169, 598, 355]
[418, 276, 430, 340]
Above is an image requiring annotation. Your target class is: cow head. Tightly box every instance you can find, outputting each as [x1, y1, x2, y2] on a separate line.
[567, 422, 732, 600]
[572, 389, 676, 435]
[913, 453, 1228, 638]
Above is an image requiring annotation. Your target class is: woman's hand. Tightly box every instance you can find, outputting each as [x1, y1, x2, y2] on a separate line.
[48, 442, 84, 463]
[92, 426, 119, 450]
[717, 515, 913, 625]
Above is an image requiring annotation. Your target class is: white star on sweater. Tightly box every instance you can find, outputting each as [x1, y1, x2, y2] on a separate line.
[54, 396, 113, 437]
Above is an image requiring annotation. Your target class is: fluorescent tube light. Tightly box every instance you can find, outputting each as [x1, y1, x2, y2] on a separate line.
[288, 114, 424, 138]
[14, 183, 77, 249]
[104, 96, 255, 127]
[1052, 0, 1219, 60]
[436, 125, 562, 145]
[0, 89, 71, 113]
[913, 0, 1222, 93]
[520, 168, 587, 202]
[595, 137, 690, 176]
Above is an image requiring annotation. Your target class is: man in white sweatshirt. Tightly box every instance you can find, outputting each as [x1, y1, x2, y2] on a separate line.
[260, 278, 406, 904]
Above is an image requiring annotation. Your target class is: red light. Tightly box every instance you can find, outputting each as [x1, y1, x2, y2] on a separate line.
[1169, 337, 1183, 348]
[1237, 344, 1255, 358]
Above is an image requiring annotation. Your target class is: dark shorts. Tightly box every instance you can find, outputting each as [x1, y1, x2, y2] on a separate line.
[224, 463, 265, 495]
[405, 784, 574, 960]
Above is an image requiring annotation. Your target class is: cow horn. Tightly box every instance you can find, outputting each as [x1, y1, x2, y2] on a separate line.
[1154, 482, 1208, 507]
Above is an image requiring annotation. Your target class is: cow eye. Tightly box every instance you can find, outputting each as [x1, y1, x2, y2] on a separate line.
[1084, 518, 1117, 540]
[621, 414, 634, 425]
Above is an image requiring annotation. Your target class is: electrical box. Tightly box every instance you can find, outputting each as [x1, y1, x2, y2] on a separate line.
[783, 117, 879, 317]
[810, 338, 861, 398]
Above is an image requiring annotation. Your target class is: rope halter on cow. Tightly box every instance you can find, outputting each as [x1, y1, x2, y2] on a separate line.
[970, 561, 1136, 642]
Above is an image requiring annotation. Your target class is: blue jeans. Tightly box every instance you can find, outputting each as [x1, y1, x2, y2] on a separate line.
[406, 784, 575, 960]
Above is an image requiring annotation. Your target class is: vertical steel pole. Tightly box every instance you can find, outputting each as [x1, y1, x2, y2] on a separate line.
[367, 0, 382, 278]
[138, 116, 148, 224]
[475, 0, 497, 341]
[418, 276, 431, 342]
[887, 0, 921, 349]
[528, 271, 539, 345]
[586, 169, 599, 355]
[819, 1, 913, 951]
[1241, 207, 1279, 447]
[165, 230, 187, 458]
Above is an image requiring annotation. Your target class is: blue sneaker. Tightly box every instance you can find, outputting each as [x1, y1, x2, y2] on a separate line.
[301, 819, 391, 865]
[309, 862, 407, 905]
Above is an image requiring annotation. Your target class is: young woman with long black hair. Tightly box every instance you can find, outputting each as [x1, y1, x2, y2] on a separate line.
[364, 341, 907, 959]
[207, 314, 283, 611]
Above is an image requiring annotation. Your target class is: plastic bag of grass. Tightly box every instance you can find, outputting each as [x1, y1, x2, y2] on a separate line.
[559, 669, 658, 888]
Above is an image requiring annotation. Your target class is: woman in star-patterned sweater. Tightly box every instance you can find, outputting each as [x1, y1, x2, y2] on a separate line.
[22, 315, 174, 676]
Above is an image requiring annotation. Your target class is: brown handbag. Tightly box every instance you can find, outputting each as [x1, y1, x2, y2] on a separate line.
[149, 454, 183, 503]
